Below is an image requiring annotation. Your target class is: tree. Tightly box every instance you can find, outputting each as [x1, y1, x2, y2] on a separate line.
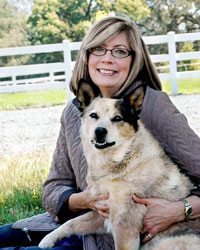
[0, 0, 30, 66]
[0, 0, 28, 48]
[27, 0, 150, 44]
[27, 0, 110, 44]
[136, 0, 200, 56]
[139, 0, 200, 35]
[113, 0, 150, 22]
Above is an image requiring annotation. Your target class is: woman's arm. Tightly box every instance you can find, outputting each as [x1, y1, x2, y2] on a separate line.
[42, 106, 80, 221]
[68, 191, 109, 217]
[139, 88, 200, 242]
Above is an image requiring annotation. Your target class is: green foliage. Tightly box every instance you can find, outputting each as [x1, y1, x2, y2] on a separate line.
[114, 0, 150, 21]
[27, 0, 66, 44]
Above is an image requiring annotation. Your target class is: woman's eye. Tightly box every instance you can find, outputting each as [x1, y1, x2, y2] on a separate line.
[117, 49, 126, 54]
[114, 49, 127, 56]
[89, 112, 99, 119]
[112, 116, 123, 122]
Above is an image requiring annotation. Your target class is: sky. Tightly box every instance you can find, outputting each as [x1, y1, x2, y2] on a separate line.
[10, 0, 33, 14]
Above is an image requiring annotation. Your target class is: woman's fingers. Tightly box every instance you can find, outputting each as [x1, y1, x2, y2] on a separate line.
[132, 194, 151, 206]
[94, 200, 110, 217]
[95, 200, 109, 209]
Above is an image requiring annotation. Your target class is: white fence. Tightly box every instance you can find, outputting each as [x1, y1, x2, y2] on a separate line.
[0, 31, 200, 97]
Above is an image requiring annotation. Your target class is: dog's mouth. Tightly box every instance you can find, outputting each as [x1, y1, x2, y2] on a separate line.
[91, 139, 115, 149]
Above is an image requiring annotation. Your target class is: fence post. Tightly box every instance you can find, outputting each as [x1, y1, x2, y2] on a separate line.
[12, 75, 17, 86]
[50, 71, 54, 83]
[63, 40, 73, 100]
[167, 31, 178, 95]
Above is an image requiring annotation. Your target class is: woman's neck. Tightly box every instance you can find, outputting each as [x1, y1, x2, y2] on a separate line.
[100, 87, 116, 98]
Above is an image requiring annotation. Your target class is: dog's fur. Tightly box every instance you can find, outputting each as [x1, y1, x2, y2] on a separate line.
[39, 80, 200, 249]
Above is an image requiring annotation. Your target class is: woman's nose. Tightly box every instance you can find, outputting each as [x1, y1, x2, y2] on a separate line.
[100, 50, 114, 62]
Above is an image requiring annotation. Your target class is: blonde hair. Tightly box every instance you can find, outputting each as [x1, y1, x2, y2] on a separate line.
[70, 15, 161, 97]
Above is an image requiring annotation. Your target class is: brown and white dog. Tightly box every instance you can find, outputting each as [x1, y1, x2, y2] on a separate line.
[39, 80, 200, 249]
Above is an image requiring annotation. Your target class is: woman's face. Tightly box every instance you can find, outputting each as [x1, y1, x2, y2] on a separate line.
[88, 32, 132, 97]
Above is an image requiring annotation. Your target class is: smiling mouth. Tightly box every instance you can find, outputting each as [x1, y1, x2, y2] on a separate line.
[91, 139, 116, 149]
[98, 69, 117, 75]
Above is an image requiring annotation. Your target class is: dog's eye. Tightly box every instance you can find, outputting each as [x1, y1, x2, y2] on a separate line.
[111, 115, 123, 122]
[89, 112, 99, 119]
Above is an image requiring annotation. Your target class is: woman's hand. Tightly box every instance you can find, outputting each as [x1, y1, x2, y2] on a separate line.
[94, 194, 110, 217]
[132, 194, 185, 243]
[68, 189, 109, 217]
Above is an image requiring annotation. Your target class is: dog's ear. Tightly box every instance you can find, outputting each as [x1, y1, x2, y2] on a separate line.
[123, 85, 146, 117]
[77, 78, 100, 112]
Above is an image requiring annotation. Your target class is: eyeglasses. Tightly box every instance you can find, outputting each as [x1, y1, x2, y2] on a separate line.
[89, 47, 133, 58]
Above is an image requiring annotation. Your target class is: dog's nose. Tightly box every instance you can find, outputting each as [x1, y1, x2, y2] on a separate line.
[95, 127, 107, 142]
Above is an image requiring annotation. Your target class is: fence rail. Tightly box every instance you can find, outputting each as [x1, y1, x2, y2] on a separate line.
[0, 31, 200, 97]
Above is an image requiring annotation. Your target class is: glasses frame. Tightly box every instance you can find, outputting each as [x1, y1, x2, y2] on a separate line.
[88, 47, 134, 58]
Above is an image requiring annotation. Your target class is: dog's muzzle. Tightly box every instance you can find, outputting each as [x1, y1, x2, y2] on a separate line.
[91, 127, 115, 149]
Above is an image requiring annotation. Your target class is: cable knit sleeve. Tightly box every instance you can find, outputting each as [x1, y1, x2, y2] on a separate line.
[140, 87, 200, 196]
[42, 100, 88, 221]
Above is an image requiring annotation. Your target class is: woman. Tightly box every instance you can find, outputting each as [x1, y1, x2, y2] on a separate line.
[0, 15, 199, 249]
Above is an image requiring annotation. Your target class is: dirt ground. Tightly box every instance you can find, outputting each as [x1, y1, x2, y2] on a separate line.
[0, 94, 199, 157]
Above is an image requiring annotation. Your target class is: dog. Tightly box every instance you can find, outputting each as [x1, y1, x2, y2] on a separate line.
[39, 80, 200, 249]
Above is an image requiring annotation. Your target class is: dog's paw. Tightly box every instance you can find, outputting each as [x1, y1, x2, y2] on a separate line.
[38, 236, 56, 248]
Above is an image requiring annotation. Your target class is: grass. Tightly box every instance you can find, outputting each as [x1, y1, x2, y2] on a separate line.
[0, 149, 51, 224]
[162, 78, 200, 95]
[0, 78, 199, 111]
[0, 89, 67, 110]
